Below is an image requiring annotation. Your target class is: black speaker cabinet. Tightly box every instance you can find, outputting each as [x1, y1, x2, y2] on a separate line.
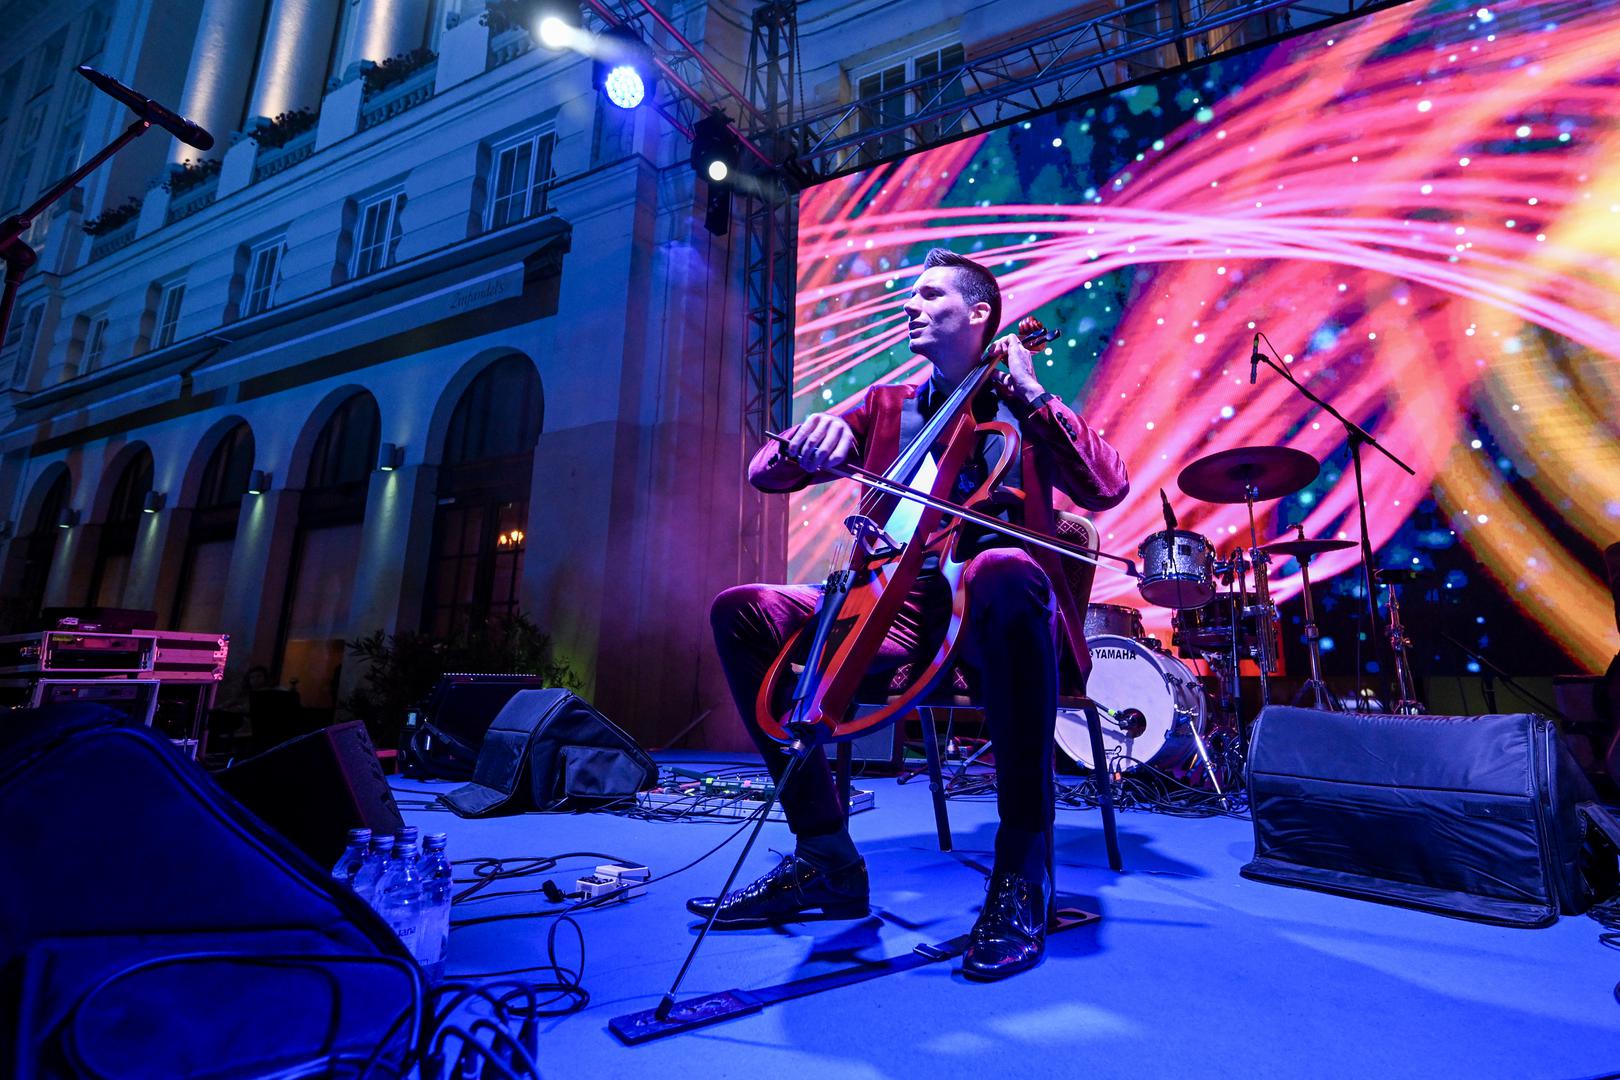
[1242, 706, 1596, 927]
[218, 721, 404, 868]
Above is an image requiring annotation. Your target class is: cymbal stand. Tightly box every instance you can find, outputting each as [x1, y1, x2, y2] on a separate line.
[1383, 580, 1425, 714]
[1242, 484, 1274, 710]
[1287, 525, 1339, 710]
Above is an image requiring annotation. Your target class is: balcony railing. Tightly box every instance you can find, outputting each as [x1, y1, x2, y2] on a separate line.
[87, 217, 139, 261]
[167, 173, 221, 224]
[359, 59, 438, 132]
[252, 126, 318, 184]
[489, 27, 532, 69]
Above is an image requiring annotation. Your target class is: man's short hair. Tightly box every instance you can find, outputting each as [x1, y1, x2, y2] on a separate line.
[922, 247, 1002, 350]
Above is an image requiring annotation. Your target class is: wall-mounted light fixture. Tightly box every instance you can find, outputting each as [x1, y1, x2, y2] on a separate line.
[141, 491, 165, 514]
[376, 442, 403, 472]
[57, 508, 80, 529]
[246, 470, 271, 495]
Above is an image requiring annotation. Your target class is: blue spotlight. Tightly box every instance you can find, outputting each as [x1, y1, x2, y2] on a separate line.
[603, 64, 645, 109]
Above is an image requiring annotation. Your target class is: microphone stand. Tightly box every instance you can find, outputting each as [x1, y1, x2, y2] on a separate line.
[0, 118, 153, 367]
[1253, 334, 1415, 709]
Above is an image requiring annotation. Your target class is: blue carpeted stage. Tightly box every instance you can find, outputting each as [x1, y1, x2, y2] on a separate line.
[393, 755, 1620, 1080]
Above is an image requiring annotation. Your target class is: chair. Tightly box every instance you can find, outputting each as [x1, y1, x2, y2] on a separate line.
[844, 513, 1123, 871]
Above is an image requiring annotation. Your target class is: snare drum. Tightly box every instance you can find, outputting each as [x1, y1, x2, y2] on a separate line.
[1084, 603, 1146, 641]
[1137, 529, 1217, 609]
[1056, 635, 1205, 770]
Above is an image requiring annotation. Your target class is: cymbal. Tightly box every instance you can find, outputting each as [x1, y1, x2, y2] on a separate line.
[1177, 446, 1320, 504]
[1262, 537, 1359, 559]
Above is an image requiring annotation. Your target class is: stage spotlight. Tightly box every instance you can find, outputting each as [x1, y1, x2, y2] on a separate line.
[592, 25, 656, 111]
[529, 1, 583, 50]
[690, 111, 742, 236]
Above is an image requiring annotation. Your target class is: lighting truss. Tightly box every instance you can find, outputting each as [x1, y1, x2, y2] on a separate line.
[763, 0, 1403, 179]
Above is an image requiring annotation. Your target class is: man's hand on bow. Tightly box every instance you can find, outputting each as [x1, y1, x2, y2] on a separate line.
[786, 412, 856, 473]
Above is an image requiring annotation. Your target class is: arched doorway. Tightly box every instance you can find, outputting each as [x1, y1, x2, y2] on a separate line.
[422, 355, 542, 638]
[4, 469, 71, 630]
[87, 448, 153, 607]
[274, 393, 379, 711]
[172, 422, 254, 631]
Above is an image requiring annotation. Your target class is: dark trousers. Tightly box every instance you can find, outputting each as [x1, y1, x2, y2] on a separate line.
[710, 548, 1059, 869]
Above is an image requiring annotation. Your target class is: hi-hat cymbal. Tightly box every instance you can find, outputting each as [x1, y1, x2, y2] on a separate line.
[1262, 537, 1359, 559]
[1177, 446, 1320, 504]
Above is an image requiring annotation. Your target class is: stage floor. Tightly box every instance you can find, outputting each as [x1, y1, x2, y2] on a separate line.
[394, 756, 1620, 1080]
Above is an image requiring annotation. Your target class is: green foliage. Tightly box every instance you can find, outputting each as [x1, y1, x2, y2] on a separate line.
[341, 612, 580, 748]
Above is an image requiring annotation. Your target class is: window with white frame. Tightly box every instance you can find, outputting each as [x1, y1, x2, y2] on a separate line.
[82, 313, 108, 372]
[243, 237, 284, 317]
[152, 281, 185, 349]
[351, 190, 405, 278]
[487, 129, 556, 231]
[2, 301, 43, 388]
[853, 41, 965, 164]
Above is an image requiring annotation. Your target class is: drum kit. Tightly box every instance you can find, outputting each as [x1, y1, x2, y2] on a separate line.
[1054, 444, 1422, 788]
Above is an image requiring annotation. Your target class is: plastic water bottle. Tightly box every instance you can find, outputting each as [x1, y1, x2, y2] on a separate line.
[417, 833, 452, 980]
[352, 834, 396, 905]
[376, 833, 425, 957]
[330, 828, 372, 887]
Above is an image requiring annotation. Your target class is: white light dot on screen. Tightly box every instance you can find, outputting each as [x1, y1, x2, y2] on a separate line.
[1511, 403, 1521, 411]
[1311, 422, 1321, 430]
[1536, 234, 1547, 242]
[1217, 266, 1227, 275]
[1368, 332, 1377, 340]
[821, 388, 833, 401]
[1220, 405, 1234, 419]
[1152, 139, 1165, 152]
[1044, 347, 1054, 356]
[1476, 6, 1494, 21]
[1476, 514, 1489, 524]
[1046, 359, 1054, 367]
[1465, 328, 1476, 336]
[1228, 525, 1239, 535]
[1458, 157, 1471, 167]
[1145, 421, 1155, 431]
[1516, 125, 1532, 137]
[1052, 137, 1063, 148]
[1455, 226, 1467, 235]
[1528, 197, 1539, 205]
[1194, 333, 1206, 344]
[1417, 100, 1432, 113]
[1559, 133, 1571, 143]
[1337, 284, 1348, 293]
[1470, 439, 1483, 449]
[1420, 184, 1434, 195]
[1247, 321, 1256, 329]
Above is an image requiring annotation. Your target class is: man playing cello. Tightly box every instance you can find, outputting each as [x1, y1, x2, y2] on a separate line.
[693, 247, 1129, 979]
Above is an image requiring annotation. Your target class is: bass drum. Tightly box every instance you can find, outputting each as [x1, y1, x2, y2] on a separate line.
[1056, 634, 1206, 771]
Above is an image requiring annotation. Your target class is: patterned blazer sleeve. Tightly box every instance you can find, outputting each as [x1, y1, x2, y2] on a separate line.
[1019, 397, 1130, 511]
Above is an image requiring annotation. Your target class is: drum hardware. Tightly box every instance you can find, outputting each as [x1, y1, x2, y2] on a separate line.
[1263, 529, 1358, 711]
[1375, 568, 1427, 714]
[1084, 603, 1147, 642]
[1177, 446, 1320, 736]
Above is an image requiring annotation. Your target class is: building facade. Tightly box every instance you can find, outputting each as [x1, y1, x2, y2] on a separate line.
[0, 0, 1295, 748]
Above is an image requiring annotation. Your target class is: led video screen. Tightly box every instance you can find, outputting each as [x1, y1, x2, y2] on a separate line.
[791, 0, 1620, 678]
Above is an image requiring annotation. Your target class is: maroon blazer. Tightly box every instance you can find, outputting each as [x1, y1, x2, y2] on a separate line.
[749, 382, 1130, 677]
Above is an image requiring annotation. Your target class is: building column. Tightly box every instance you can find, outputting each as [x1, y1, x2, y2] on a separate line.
[171, 0, 268, 162]
[354, 0, 433, 65]
[246, 0, 344, 121]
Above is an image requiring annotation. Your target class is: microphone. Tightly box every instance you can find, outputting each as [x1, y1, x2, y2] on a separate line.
[76, 66, 214, 151]
[1159, 487, 1178, 532]
[1249, 332, 1262, 385]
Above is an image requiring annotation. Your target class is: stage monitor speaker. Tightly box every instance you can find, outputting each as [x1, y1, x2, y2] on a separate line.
[402, 673, 554, 780]
[0, 706, 419, 1077]
[217, 721, 404, 868]
[1242, 705, 1598, 927]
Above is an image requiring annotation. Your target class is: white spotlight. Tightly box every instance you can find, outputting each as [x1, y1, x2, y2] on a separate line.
[538, 16, 572, 50]
[706, 158, 729, 183]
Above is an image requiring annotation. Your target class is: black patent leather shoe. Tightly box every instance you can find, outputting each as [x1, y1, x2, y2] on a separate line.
[685, 854, 870, 930]
[961, 870, 1049, 981]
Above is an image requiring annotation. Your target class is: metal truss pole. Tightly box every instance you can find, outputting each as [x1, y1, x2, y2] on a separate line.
[738, 0, 798, 578]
